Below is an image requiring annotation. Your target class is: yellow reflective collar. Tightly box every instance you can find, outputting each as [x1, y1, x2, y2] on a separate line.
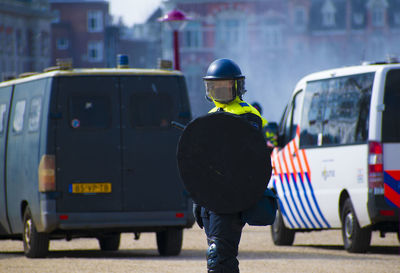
[209, 97, 267, 127]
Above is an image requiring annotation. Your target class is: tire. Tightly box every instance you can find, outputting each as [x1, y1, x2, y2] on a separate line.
[22, 208, 49, 258]
[271, 207, 295, 246]
[98, 233, 121, 251]
[341, 199, 371, 253]
[156, 228, 183, 256]
[398, 230, 400, 243]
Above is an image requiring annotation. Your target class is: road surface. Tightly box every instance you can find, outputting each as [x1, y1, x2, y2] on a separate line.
[0, 226, 399, 272]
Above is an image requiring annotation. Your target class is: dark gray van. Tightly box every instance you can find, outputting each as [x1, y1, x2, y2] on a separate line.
[0, 66, 194, 257]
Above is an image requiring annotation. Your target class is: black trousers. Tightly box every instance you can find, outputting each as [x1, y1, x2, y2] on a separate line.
[201, 208, 245, 273]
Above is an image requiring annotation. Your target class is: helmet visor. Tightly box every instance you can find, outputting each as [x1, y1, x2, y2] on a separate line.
[205, 80, 235, 103]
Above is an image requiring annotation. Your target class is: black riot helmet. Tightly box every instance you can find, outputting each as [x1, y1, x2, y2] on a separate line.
[203, 59, 246, 103]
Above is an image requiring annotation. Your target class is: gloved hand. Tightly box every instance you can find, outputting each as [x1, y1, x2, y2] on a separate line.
[193, 202, 203, 229]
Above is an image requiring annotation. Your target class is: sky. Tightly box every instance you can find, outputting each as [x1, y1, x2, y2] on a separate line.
[108, 0, 163, 26]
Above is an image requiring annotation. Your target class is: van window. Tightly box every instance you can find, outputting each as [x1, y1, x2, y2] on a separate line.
[13, 100, 26, 133]
[130, 93, 173, 128]
[382, 69, 400, 142]
[300, 73, 374, 147]
[280, 90, 303, 146]
[28, 97, 42, 132]
[0, 104, 6, 135]
[69, 96, 110, 129]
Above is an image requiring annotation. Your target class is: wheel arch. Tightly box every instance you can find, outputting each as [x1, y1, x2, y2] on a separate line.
[21, 200, 28, 221]
[338, 190, 350, 223]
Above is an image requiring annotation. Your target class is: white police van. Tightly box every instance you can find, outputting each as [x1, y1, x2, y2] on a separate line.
[270, 62, 400, 253]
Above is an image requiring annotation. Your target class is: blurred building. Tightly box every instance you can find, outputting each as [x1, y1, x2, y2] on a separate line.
[50, 0, 161, 69]
[106, 24, 161, 69]
[50, 0, 110, 68]
[161, 0, 400, 119]
[0, 0, 53, 81]
[128, 7, 163, 68]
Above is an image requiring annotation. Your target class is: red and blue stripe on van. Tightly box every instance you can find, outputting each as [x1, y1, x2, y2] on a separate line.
[383, 170, 400, 208]
[271, 126, 330, 229]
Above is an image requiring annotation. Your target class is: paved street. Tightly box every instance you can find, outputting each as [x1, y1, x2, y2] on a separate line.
[0, 225, 399, 273]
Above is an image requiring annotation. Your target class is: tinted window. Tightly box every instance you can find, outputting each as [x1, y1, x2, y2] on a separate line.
[130, 93, 173, 128]
[300, 73, 374, 147]
[69, 96, 110, 129]
[0, 104, 6, 135]
[121, 75, 190, 128]
[28, 97, 42, 132]
[13, 100, 26, 133]
[280, 90, 303, 146]
[383, 69, 400, 142]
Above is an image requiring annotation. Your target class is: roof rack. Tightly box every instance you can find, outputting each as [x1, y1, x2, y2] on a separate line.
[19, 72, 38, 78]
[362, 56, 399, 66]
[44, 58, 73, 72]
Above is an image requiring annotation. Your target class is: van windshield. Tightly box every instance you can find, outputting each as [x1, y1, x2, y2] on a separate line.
[382, 69, 400, 142]
[300, 72, 374, 147]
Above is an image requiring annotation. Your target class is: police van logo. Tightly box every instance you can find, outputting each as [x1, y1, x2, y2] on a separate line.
[357, 169, 364, 184]
[322, 167, 335, 181]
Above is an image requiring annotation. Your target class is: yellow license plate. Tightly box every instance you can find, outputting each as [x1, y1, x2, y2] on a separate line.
[70, 183, 112, 193]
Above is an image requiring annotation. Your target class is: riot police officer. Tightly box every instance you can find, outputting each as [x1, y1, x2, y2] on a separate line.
[194, 58, 266, 273]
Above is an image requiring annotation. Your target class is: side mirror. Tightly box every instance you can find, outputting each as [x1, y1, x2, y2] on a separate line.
[277, 134, 284, 148]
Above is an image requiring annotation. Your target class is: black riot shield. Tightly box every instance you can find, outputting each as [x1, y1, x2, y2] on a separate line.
[177, 112, 272, 213]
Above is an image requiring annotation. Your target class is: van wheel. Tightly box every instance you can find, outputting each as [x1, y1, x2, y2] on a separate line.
[156, 228, 183, 256]
[98, 233, 120, 251]
[271, 207, 295, 245]
[23, 208, 49, 258]
[341, 199, 371, 253]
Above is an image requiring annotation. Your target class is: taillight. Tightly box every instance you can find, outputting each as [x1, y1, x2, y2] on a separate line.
[368, 141, 384, 193]
[38, 155, 56, 192]
[175, 213, 184, 218]
[379, 210, 394, 216]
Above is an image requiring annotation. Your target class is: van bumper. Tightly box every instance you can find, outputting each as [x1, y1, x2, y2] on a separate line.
[367, 193, 399, 232]
[38, 199, 194, 233]
[39, 211, 194, 233]
[39, 212, 194, 234]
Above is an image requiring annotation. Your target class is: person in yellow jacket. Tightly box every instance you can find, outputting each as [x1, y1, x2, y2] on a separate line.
[194, 58, 267, 273]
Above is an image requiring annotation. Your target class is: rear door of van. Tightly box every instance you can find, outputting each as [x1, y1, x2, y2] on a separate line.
[55, 76, 123, 212]
[120, 75, 190, 212]
[0, 85, 12, 234]
[381, 69, 400, 209]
